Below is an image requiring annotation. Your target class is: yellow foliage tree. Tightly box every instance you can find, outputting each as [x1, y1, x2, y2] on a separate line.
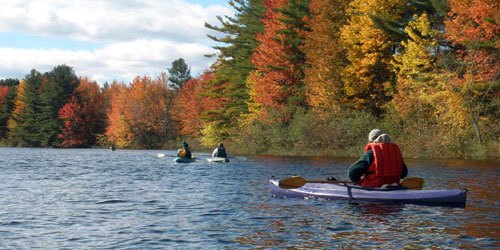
[7, 80, 27, 140]
[340, 0, 407, 116]
[304, 0, 349, 112]
[240, 70, 264, 125]
[392, 13, 469, 147]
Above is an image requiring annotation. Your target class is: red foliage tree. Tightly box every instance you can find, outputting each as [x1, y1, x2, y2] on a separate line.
[0, 86, 8, 107]
[250, 0, 294, 109]
[58, 96, 87, 147]
[445, 0, 500, 144]
[171, 72, 220, 137]
[58, 78, 105, 147]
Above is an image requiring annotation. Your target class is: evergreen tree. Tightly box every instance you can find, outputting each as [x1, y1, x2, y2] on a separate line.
[0, 85, 17, 139]
[203, 0, 265, 139]
[11, 70, 44, 146]
[0, 78, 19, 139]
[369, 0, 449, 44]
[168, 58, 191, 90]
[0, 78, 20, 87]
[276, 0, 312, 107]
[39, 65, 80, 147]
[248, 0, 312, 122]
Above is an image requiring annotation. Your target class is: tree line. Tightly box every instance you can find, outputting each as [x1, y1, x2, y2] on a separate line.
[195, 0, 499, 159]
[0, 58, 191, 149]
[0, 0, 498, 160]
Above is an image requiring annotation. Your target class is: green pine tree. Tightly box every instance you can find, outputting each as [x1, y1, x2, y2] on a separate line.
[203, 0, 265, 139]
[0, 79, 19, 139]
[276, 0, 312, 107]
[13, 70, 43, 146]
[39, 65, 80, 147]
[370, 0, 449, 46]
[168, 58, 191, 90]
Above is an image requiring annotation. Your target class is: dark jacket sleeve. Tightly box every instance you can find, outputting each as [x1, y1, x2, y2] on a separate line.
[348, 150, 373, 182]
[401, 162, 408, 179]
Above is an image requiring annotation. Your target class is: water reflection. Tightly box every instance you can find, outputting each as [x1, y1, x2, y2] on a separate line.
[351, 203, 405, 221]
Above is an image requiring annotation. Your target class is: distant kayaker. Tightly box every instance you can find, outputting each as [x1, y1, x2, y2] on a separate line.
[330, 129, 408, 187]
[177, 141, 192, 159]
[212, 143, 228, 158]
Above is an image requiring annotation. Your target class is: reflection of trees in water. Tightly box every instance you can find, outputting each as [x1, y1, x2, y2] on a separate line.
[235, 202, 329, 249]
[353, 202, 405, 221]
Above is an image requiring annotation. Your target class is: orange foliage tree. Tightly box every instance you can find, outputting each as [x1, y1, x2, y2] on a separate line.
[171, 72, 220, 139]
[128, 75, 172, 148]
[0, 86, 8, 107]
[304, 0, 349, 112]
[444, 0, 500, 144]
[58, 78, 106, 147]
[250, 0, 291, 111]
[105, 82, 131, 148]
[105, 75, 173, 149]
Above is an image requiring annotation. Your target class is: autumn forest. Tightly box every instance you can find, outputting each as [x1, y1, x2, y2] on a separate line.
[0, 0, 498, 160]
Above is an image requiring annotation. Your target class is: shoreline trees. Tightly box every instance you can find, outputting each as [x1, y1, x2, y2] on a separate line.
[0, 0, 498, 160]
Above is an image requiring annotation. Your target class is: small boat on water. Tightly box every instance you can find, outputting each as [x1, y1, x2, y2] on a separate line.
[173, 157, 195, 163]
[269, 178, 467, 207]
[207, 157, 229, 163]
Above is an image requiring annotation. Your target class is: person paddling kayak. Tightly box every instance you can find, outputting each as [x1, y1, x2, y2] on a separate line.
[212, 143, 228, 158]
[328, 129, 408, 187]
[177, 141, 192, 159]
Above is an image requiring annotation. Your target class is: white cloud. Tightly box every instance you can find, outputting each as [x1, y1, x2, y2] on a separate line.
[0, 40, 215, 84]
[0, 0, 231, 84]
[0, 0, 229, 43]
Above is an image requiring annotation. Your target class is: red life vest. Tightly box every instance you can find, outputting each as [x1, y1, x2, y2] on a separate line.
[360, 143, 403, 187]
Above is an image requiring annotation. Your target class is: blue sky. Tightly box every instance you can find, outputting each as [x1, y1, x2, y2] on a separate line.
[0, 0, 232, 84]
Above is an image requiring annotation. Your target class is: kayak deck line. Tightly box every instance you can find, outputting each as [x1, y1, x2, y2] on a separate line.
[270, 178, 467, 208]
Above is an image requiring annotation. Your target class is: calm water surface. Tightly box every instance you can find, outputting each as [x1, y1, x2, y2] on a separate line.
[0, 148, 498, 249]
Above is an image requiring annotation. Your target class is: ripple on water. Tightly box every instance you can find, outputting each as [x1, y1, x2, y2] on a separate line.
[0, 148, 498, 249]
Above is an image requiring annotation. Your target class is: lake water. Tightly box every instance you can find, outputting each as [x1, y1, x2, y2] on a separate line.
[0, 148, 498, 249]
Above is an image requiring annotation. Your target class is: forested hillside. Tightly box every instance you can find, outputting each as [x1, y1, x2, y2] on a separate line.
[0, 0, 498, 160]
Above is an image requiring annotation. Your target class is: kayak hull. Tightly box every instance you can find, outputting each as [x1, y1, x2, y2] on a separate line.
[173, 157, 194, 163]
[207, 157, 229, 163]
[270, 179, 466, 208]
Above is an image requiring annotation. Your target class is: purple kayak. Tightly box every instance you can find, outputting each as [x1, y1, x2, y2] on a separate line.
[270, 178, 467, 207]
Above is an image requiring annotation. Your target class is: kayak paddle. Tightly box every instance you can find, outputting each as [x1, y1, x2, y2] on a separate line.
[400, 177, 425, 190]
[278, 176, 353, 188]
[279, 176, 425, 189]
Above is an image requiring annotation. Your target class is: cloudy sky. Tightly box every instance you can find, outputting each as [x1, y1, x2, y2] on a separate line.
[0, 0, 232, 85]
